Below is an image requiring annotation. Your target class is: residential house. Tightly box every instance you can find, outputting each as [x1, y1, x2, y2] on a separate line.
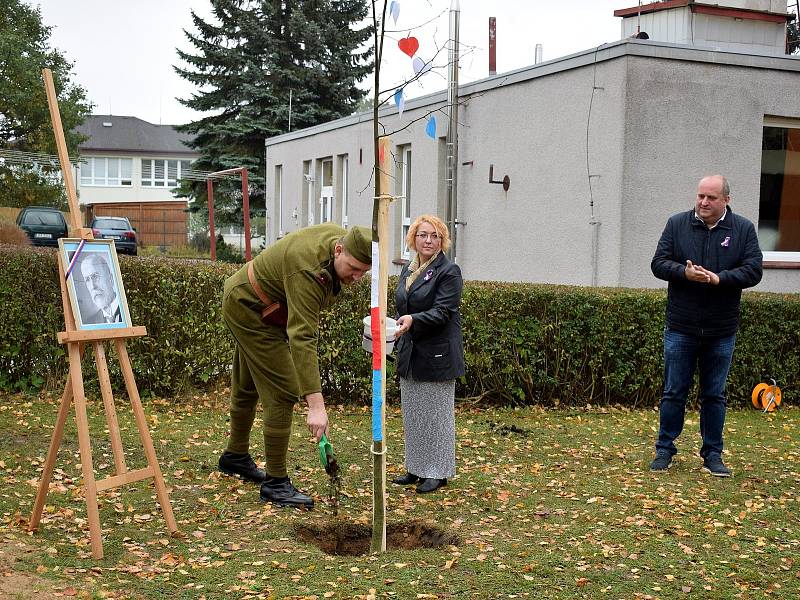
[262, 1, 799, 293]
[75, 115, 198, 248]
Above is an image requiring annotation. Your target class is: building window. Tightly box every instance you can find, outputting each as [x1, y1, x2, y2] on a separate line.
[400, 146, 412, 259]
[142, 158, 191, 187]
[759, 119, 800, 261]
[274, 164, 283, 238]
[80, 157, 132, 186]
[303, 160, 314, 226]
[319, 158, 334, 223]
[340, 155, 349, 228]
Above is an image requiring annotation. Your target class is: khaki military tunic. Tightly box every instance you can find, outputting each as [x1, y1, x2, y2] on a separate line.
[222, 223, 346, 477]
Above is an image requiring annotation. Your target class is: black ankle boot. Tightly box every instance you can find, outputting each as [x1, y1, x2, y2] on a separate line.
[218, 451, 266, 484]
[416, 478, 447, 493]
[391, 472, 420, 486]
[259, 477, 314, 508]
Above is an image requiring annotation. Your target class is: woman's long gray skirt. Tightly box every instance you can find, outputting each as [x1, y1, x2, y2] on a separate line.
[399, 375, 456, 479]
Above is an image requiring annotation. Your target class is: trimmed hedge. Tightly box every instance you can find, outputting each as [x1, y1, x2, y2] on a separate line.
[1, 244, 798, 407]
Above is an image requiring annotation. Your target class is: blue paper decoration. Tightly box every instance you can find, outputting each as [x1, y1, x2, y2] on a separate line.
[425, 115, 436, 139]
[390, 1, 400, 25]
[394, 88, 405, 118]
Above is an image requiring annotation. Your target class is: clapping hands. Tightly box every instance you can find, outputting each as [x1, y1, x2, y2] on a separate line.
[685, 260, 719, 285]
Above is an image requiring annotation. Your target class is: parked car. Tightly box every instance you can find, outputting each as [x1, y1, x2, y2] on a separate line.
[15, 206, 68, 247]
[91, 216, 138, 255]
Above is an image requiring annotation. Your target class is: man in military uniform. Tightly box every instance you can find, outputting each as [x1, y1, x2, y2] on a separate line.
[218, 223, 372, 508]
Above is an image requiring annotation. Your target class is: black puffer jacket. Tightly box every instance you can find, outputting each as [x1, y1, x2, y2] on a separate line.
[651, 208, 763, 337]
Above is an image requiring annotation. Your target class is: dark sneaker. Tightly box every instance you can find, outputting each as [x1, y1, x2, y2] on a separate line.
[218, 451, 266, 484]
[259, 478, 314, 508]
[649, 452, 673, 472]
[703, 455, 732, 477]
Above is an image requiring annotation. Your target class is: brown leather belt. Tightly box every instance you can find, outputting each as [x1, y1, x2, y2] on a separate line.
[247, 261, 282, 320]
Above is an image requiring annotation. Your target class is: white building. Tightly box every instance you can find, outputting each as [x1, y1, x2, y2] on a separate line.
[263, 1, 799, 293]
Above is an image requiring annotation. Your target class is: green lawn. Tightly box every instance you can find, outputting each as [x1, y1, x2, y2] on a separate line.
[1, 390, 798, 599]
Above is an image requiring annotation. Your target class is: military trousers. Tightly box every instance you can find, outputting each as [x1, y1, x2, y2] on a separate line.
[223, 279, 301, 478]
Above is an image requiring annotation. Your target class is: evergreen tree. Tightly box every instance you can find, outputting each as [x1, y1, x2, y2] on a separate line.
[174, 0, 373, 227]
[0, 0, 92, 209]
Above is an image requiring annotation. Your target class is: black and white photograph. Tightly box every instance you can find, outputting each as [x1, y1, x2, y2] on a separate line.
[58, 239, 131, 330]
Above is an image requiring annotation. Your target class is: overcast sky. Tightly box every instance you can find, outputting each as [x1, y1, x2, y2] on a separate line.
[29, 0, 629, 126]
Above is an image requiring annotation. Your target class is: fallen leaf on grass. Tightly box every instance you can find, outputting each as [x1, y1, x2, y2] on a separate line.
[679, 543, 695, 555]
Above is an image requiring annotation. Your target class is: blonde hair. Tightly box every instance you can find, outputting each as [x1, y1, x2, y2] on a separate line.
[406, 214, 451, 253]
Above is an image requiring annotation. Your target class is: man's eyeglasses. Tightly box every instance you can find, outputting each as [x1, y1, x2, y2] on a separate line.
[83, 272, 106, 285]
[415, 232, 440, 241]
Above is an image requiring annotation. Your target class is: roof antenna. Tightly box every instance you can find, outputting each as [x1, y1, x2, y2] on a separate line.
[637, 0, 642, 35]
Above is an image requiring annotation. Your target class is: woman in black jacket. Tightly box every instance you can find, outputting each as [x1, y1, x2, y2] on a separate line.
[392, 215, 465, 493]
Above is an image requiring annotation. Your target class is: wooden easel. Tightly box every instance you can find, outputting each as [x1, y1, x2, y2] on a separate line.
[28, 69, 177, 559]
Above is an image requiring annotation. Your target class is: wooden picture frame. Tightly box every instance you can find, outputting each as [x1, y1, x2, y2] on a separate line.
[58, 239, 131, 330]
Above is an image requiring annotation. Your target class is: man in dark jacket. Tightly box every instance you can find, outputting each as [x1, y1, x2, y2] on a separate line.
[650, 175, 762, 477]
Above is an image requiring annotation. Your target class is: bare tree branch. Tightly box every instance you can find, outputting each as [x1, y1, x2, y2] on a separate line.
[381, 9, 447, 35]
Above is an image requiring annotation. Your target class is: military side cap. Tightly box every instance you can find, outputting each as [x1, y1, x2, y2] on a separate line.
[343, 226, 372, 264]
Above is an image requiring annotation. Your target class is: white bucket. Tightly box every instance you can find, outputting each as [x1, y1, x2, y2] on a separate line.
[362, 315, 397, 353]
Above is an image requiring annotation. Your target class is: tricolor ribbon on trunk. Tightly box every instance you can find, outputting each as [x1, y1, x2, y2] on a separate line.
[370, 240, 383, 442]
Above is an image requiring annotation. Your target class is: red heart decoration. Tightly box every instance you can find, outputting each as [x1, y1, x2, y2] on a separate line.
[398, 36, 419, 58]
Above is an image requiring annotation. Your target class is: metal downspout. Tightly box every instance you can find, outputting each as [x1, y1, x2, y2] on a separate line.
[446, 0, 461, 263]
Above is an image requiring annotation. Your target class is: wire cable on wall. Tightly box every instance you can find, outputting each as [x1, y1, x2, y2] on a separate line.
[585, 45, 603, 287]
[585, 45, 601, 220]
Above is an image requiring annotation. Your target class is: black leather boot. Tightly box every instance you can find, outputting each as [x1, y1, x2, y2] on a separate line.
[391, 472, 420, 486]
[218, 451, 266, 484]
[259, 477, 314, 508]
[416, 478, 447, 493]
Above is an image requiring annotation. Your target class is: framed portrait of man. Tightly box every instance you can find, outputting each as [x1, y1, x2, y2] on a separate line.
[58, 239, 131, 330]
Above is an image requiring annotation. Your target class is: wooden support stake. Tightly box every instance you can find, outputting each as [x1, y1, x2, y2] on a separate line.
[371, 136, 393, 553]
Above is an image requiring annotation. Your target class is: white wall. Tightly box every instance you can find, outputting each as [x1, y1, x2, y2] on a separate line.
[620, 51, 800, 293]
[454, 56, 627, 286]
[264, 40, 800, 293]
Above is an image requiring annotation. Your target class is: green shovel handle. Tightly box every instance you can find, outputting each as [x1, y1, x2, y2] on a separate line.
[318, 433, 333, 468]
